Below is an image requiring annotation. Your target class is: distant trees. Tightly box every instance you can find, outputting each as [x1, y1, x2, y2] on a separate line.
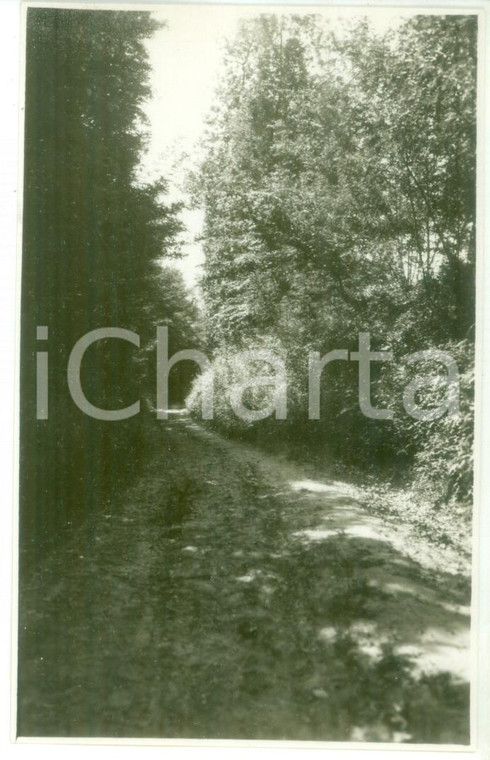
[190, 14, 476, 513]
[21, 9, 200, 549]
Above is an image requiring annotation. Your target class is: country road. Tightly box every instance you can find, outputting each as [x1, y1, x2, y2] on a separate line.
[18, 415, 472, 743]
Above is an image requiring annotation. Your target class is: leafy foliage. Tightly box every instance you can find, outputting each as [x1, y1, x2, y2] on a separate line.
[190, 14, 477, 525]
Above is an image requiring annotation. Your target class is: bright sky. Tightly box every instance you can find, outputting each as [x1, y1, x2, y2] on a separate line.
[138, 3, 415, 291]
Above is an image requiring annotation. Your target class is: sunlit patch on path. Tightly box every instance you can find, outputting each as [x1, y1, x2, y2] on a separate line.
[396, 627, 471, 681]
[290, 478, 360, 498]
[294, 524, 386, 542]
[156, 407, 189, 416]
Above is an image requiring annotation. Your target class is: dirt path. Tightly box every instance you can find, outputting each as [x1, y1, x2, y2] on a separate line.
[18, 415, 472, 743]
[183, 418, 472, 674]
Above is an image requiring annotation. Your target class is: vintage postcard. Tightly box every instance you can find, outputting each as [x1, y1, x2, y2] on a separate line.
[14, 0, 488, 750]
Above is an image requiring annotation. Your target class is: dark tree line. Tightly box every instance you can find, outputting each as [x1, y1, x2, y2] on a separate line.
[20, 9, 200, 554]
[189, 14, 476, 517]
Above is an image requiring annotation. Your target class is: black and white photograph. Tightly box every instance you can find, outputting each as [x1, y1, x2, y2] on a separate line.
[14, 0, 486, 747]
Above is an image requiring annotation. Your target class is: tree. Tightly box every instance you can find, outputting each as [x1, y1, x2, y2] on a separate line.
[20, 9, 199, 552]
[192, 12, 476, 496]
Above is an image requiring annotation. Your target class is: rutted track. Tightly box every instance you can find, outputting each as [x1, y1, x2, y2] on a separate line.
[18, 415, 471, 742]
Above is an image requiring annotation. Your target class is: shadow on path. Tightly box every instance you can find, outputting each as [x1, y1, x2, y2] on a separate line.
[18, 415, 471, 743]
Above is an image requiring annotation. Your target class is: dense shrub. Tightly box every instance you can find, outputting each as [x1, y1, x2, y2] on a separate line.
[375, 338, 475, 513]
[188, 336, 475, 527]
[408, 340, 474, 513]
